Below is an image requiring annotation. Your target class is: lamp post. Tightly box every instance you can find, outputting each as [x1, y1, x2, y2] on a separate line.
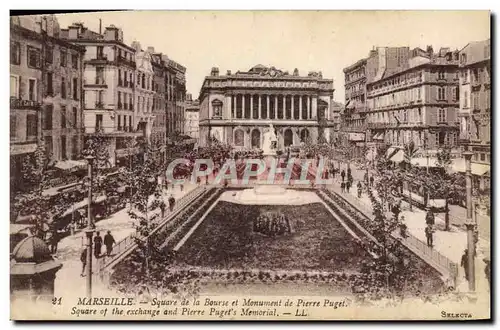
[463, 151, 475, 292]
[84, 155, 95, 298]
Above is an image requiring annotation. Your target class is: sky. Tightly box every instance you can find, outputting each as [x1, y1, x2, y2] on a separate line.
[55, 10, 490, 102]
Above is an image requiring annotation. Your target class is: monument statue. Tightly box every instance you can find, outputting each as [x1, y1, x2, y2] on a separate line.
[262, 124, 278, 156]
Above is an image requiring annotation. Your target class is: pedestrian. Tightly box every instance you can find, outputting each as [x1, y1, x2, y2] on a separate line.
[483, 258, 490, 291]
[369, 176, 374, 187]
[80, 248, 87, 277]
[340, 181, 345, 193]
[346, 180, 351, 193]
[168, 194, 176, 212]
[357, 181, 362, 198]
[49, 230, 59, 254]
[425, 224, 434, 247]
[341, 169, 345, 182]
[94, 231, 103, 258]
[347, 167, 351, 178]
[461, 249, 469, 282]
[104, 230, 116, 257]
[425, 207, 435, 226]
[364, 172, 368, 183]
[399, 216, 407, 238]
[180, 183, 184, 192]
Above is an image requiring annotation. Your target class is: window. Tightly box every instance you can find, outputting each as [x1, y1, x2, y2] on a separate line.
[61, 136, 67, 160]
[480, 153, 486, 161]
[27, 46, 41, 69]
[10, 115, 16, 138]
[437, 86, 445, 100]
[44, 105, 53, 130]
[96, 66, 104, 84]
[71, 54, 78, 69]
[45, 46, 53, 64]
[73, 78, 78, 99]
[61, 105, 67, 129]
[45, 136, 53, 160]
[453, 87, 459, 101]
[438, 70, 445, 80]
[402, 109, 408, 123]
[28, 79, 36, 101]
[486, 91, 490, 109]
[71, 135, 78, 159]
[118, 115, 121, 129]
[73, 107, 78, 128]
[438, 108, 446, 123]
[10, 75, 18, 98]
[61, 77, 66, 99]
[26, 114, 37, 139]
[10, 41, 20, 65]
[46, 72, 53, 95]
[118, 70, 122, 86]
[60, 49, 67, 67]
[95, 114, 103, 130]
[463, 91, 468, 108]
[97, 46, 104, 59]
[118, 91, 122, 109]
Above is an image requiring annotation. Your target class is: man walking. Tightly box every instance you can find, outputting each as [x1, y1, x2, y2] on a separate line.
[80, 248, 87, 277]
[357, 181, 362, 198]
[341, 169, 345, 182]
[94, 231, 103, 258]
[461, 249, 469, 282]
[425, 224, 434, 247]
[104, 230, 116, 257]
[346, 180, 351, 193]
[168, 194, 176, 212]
[340, 181, 345, 193]
[425, 207, 435, 226]
[369, 176, 374, 187]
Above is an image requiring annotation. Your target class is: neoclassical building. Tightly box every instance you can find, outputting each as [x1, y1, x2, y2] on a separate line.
[198, 65, 335, 150]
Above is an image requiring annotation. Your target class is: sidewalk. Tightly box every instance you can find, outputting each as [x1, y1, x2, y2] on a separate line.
[53, 182, 197, 298]
[328, 175, 489, 294]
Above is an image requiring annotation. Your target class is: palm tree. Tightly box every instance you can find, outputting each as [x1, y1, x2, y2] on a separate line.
[402, 141, 419, 211]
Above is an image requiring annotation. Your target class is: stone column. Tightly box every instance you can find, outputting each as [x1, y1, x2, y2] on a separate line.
[312, 96, 318, 119]
[266, 95, 270, 119]
[250, 94, 254, 119]
[275, 95, 278, 119]
[291, 95, 294, 119]
[299, 95, 303, 120]
[242, 94, 246, 119]
[258, 94, 262, 119]
[306, 95, 310, 119]
[226, 95, 232, 119]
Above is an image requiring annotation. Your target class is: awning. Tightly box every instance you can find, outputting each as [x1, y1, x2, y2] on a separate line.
[451, 159, 490, 176]
[348, 132, 365, 141]
[386, 147, 396, 157]
[373, 133, 384, 140]
[60, 195, 107, 217]
[390, 149, 404, 163]
[54, 159, 87, 171]
[411, 157, 439, 167]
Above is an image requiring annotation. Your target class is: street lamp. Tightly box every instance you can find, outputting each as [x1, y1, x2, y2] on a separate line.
[84, 155, 95, 298]
[463, 151, 475, 292]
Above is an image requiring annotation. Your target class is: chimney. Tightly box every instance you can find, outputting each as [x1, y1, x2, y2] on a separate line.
[104, 25, 118, 41]
[426, 45, 434, 56]
[226, 70, 231, 76]
[99, 19, 102, 35]
[211, 67, 219, 77]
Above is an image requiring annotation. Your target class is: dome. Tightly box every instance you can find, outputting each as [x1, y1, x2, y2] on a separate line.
[12, 236, 52, 264]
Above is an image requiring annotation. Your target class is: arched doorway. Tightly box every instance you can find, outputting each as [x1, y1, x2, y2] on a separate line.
[251, 129, 261, 148]
[234, 129, 244, 147]
[300, 129, 310, 143]
[284, 129, 293, 147]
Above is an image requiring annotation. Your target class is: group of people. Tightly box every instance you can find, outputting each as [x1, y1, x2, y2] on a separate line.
[80, 230, 116, 277]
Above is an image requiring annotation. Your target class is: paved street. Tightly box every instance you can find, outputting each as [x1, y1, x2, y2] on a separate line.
[53, 182, 197, 298]
[327, 169, 489, 295]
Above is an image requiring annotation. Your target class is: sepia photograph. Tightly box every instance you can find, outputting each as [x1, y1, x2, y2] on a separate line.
[8, 9, 491, 320]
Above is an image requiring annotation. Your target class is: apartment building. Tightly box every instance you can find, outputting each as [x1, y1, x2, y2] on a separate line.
[61, 22, 142, 166]
[184, 93, 200, 140]
[366, 47, 460, 152]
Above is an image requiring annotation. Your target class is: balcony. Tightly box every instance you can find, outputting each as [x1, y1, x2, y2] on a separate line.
[116, 56, 136, 69]
[117, 102, 123, 110]
[10, 97, 41, 110]
[85, 55, 108, 65]
[95, 102, 105, 109]
[84, 78, 107, 89]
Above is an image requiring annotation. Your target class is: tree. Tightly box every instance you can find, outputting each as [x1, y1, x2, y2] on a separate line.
[127, 144, 166, 278]
[402, 141, 419, 211]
